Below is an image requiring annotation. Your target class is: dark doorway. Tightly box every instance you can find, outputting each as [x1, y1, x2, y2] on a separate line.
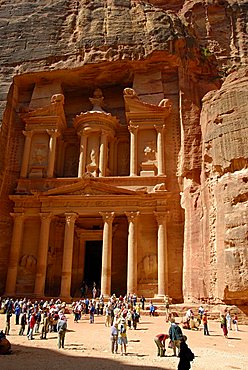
[83, 240, 102, 294]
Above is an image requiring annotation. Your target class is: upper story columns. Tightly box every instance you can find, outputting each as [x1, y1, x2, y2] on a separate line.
[124, 88, 172, 177]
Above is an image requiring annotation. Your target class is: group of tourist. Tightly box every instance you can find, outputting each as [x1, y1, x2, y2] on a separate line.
[0, 294, 240, 368]
[1, 297, 68, 348]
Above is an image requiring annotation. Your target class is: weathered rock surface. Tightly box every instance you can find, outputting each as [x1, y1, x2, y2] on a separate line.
[0, 0, 247, 304]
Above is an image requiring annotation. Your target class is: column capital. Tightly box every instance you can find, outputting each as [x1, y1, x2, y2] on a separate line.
[154, 124, 165, 133]
[154, 211, 169, 224]
[100, 211, 115, 224]
[22, 130, 34, 138]
[10, 212, 25, 220]
[101, 129, 109, 137]
[125, 211, 140, 223]
[46, 129, 60, 138]
[128, 125, 139, 134]
[65, 213, 78, 224]
[39, 212, 53, 222]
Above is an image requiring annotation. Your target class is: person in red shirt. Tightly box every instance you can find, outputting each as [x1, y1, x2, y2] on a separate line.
[27, 313, 36, 340]
[154, 333, 169, 357]
[202, 313, 210, 336]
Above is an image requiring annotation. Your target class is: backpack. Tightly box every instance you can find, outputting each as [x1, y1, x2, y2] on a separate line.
[186, 348, 194, 362]
[120, 324, 126, 334]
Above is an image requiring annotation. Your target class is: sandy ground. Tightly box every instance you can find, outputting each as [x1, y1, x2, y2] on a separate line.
[1, 312, 248, 370]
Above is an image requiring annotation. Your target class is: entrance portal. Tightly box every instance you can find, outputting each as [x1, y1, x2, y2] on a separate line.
[83, 240, 102, 295]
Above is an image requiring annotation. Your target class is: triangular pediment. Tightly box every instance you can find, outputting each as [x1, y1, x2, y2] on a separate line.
[43, 178, 137, 196]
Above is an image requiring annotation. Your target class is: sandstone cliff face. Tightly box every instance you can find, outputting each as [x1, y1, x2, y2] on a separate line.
[0, 0, 247, 303]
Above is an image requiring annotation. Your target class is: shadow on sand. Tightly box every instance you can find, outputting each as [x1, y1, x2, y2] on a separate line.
[1, 343, 172, 370]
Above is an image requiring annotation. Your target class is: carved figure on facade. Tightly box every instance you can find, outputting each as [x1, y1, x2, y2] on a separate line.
[124, 88, 172, 114]
[143, 141, 156, 162]
[138, 254, 157, 282]
[31, 143, 47, 166]
[89, 88, 106, 113]
[19, 254, 37, 273]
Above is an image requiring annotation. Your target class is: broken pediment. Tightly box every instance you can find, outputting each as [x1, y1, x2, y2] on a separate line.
[43, 177, 138, 196]
[20, 94, 66, 131]
[124, 88, 172, 119]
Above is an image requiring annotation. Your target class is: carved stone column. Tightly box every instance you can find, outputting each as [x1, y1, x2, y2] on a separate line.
[5, 213, 25, 295]
[34, 213, 53, 296]
[109, 137, 116, 176]
[155, 125, 165, 176]
[47, 129, 60, 178]
[128, 125, 139, 176]
[154, 211, 168, 296]
[100, 212, 115, 297]
[78, 131, 88, 177]
[20, 130, 33, 178]
[99, 130, 108, 177]
[125, 211, 140, 294]
[60, 213, 78, 298]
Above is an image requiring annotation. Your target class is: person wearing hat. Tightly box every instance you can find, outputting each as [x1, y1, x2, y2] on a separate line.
[169, 317, 183, 356]
[57, 315, 67, 349]
[118, 318, 128, 355]
[110, 322, 118, 354]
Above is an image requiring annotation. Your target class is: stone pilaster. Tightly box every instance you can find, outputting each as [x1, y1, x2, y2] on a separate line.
[155, 125, 165, 176]
[78, 131, 88, 177]
[154, 211, 168, 296]
[128, 125, 139, 176]
[100, 212, 115, 297]
[47, 129, 60, 178]
[5, 213, 25, 295]
[34, 213, 53, 296]
[125, 211, 140, 294]
[99, 130, 108, 177]
[20, 130, 33, 178]
[60, 213, 78, 298]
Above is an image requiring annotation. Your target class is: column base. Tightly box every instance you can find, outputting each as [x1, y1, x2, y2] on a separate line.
[154, 294, 166, 298]
[59, 296, 72, 303]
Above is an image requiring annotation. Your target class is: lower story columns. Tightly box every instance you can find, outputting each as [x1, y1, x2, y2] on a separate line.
[34, 213, 53, 296]
[155, 211, 168, 296]
[125, 211, 139, 295]
[5, 213, 25, 296]
[60, 213, 78, 298]
[100, 212, 115, 297]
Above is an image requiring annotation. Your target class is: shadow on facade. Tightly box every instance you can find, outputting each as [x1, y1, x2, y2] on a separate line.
[1, 343, 172, 370]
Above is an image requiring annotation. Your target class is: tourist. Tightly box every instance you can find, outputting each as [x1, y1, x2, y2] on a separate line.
[132, 309, 139, 330]
[110, 322, 118, 354]
[89, 303, 95, 323]
[202, 313, 210, 336]
[149, 301, 156, 316]
[198, 305, 205, 319]
[154, 333, 169, 357]
[40, 312, 51, 340]
[0, 330, 11, 355]
[118, 318, 128, 356]
[57, 315, 67, 349]
[233, 313, 239, 331]
[19, 312, 27, 335]
[126, 309, 132, 329]
[27, 312, 36, 340]
[164, 295, 170, 322]
[14, 303, 21, 325]
[5, 311, 12, 335]
[226, 311, 232, 331]
[140, 295, 146, 310]
[220, 314, 228, 338]
[105, 305, 112, 327]
[169, 317, 183, 356]
[178, 335, 194, 370]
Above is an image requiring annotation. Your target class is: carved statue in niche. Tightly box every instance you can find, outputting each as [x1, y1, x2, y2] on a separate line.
[90, 148, 97, 166]
[89, 88, 106, 113]
[31, 143, 47, 166]
[19, 254, 37, 274]
[138, 254, 157, 282]
[143, 141, 156, 162]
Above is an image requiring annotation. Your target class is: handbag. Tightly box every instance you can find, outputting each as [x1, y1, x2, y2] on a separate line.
[168, 339, 174, 348]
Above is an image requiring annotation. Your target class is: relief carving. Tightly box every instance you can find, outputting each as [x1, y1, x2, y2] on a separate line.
[31, 143, 47, 166]
[138, 254, 157, 282]
[19, 254, 37, 273]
